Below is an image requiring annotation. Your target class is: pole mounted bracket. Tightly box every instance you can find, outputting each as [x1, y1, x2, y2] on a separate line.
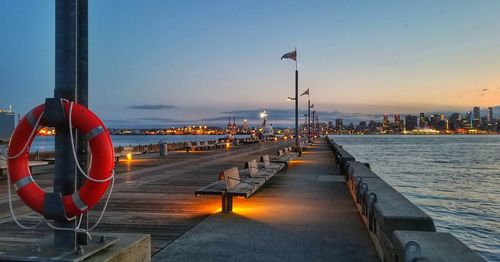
[42, 98, 68, 129]
[43, 192, 68, 221]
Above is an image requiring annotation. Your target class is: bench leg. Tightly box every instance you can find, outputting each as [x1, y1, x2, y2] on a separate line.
[221, 194, 233, 213]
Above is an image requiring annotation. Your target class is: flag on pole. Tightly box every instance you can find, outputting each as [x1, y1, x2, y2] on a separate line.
[310, 104, 314, 108]
[281, 50, 297, 61]
[300, 89, 309, 96]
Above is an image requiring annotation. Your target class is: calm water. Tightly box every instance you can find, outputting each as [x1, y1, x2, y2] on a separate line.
[330, 135, 500, 261]
[29, 134, 250, 152]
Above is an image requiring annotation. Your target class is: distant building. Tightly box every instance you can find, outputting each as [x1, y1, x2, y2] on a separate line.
[488, 107, 493, 123]
[480, 116, 488, 130]
[465, 111, 472, 129]
[448, 113, 461, 130]
[357, 121, 367, 132]
[473, 107, 480, 120]
[0, 110, 15, 142]
[419, 113, 426, 128]
[394, 114, 403, 133]
[382, 113, 390, 132]
[328, 121, 333, 129]
[335, 118, 343, 130]
[436, 120, 447, 131]
[473, 107, 481, 128]
[405, 115, 418, 131]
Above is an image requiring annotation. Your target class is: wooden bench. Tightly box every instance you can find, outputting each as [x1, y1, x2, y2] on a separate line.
[1, 160, 50, 178]
[201, 141, 216, 150]
[185, 141, 202, 152]
[241, 138, 260, 144]
[242, 159, 273, 181]
[272, 147, 299, 164]
[115, 146, 142, 161]
[195, 156, 284, 212]
[259, 154, 286, 174]
[215, 140, 227, 148]
[196, 167, 264, 212]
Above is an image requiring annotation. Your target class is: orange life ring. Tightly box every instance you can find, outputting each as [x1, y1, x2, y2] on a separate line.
[7, 100, 114, 218]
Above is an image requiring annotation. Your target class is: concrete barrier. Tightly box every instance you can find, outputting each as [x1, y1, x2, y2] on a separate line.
[393, 231, 485, 262]
[326, 138, 355, 172]
[325, 137, 485, 262]
[347, 161, 379, 203]
[359, 177, 436, 261]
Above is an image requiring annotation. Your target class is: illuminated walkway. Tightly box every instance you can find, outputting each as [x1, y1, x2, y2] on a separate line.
[154, 140, 379, 261]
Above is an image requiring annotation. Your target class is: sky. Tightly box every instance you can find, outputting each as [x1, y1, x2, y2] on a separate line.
[1, 0, 500, 127]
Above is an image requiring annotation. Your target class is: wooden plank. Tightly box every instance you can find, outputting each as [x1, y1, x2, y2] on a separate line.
[0, 140, 294, 255]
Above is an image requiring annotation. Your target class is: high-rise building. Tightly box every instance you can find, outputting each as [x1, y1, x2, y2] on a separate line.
[335, 118, 343, 130]
[382, 113, 390, 132]
[448, 113, 461, 130]
[473, 107, 480, 120]
[394, 114, 403, 133]
[473, 107, 481, 128]
[465, 111, 472, 129]
[419, 113, 426, 128]
[488, 107, 493, 124]
[0, 109, 15, 142]
[357, 121, 367, 131]
[480, 116, 488, 130]
[405, 115, 418, 131]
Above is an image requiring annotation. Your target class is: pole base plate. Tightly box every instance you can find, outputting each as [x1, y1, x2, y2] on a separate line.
[0, 235, 118, 262]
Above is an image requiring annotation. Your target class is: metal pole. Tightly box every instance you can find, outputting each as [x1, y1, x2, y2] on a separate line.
[308, 98, 311, 142]
[295, 70, 299, 148]
[54, 0, 77, 250]
[76, 0, 89, 245]
[312, 110, 316, 138]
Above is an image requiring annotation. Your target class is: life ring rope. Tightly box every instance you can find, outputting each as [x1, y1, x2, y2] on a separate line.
[67, 99, 114, 183]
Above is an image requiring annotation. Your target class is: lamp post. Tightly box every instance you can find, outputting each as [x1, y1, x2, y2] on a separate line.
[312, 110, 316, 138]
[260, 110, 267, 126]
[281, 49, 299, 151]
[307, 99, 310, 142]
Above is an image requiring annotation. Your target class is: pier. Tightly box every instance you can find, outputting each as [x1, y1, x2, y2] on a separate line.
[0, 137, 488, 261]
[0, 138, 379, 260]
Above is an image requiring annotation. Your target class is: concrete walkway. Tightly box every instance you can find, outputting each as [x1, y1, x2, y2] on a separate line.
[154, 140, 379, 261]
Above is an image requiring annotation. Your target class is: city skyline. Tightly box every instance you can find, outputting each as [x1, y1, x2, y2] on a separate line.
[1, 1, 500, 127]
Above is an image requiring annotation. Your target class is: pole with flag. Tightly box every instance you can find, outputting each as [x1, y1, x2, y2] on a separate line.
[300, 88, 311, 142]
[281, 48, 299, 151]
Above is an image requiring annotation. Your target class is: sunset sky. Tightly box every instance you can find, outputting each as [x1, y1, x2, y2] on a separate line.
[1, 1, 499, 127]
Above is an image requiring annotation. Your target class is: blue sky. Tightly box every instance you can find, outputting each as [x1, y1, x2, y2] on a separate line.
[1, 1, 499, 127]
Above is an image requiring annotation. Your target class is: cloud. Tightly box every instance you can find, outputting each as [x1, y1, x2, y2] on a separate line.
[128, 104, 176, 110]
[133, 117, 184, 123]
[482, 88, 489, 92]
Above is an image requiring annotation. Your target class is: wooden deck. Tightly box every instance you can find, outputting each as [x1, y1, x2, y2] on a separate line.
[0, 140, 292, 256]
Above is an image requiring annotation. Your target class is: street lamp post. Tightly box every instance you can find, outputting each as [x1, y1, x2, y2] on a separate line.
[308, 98, 311, 142]
[281, 49, 299, 151]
